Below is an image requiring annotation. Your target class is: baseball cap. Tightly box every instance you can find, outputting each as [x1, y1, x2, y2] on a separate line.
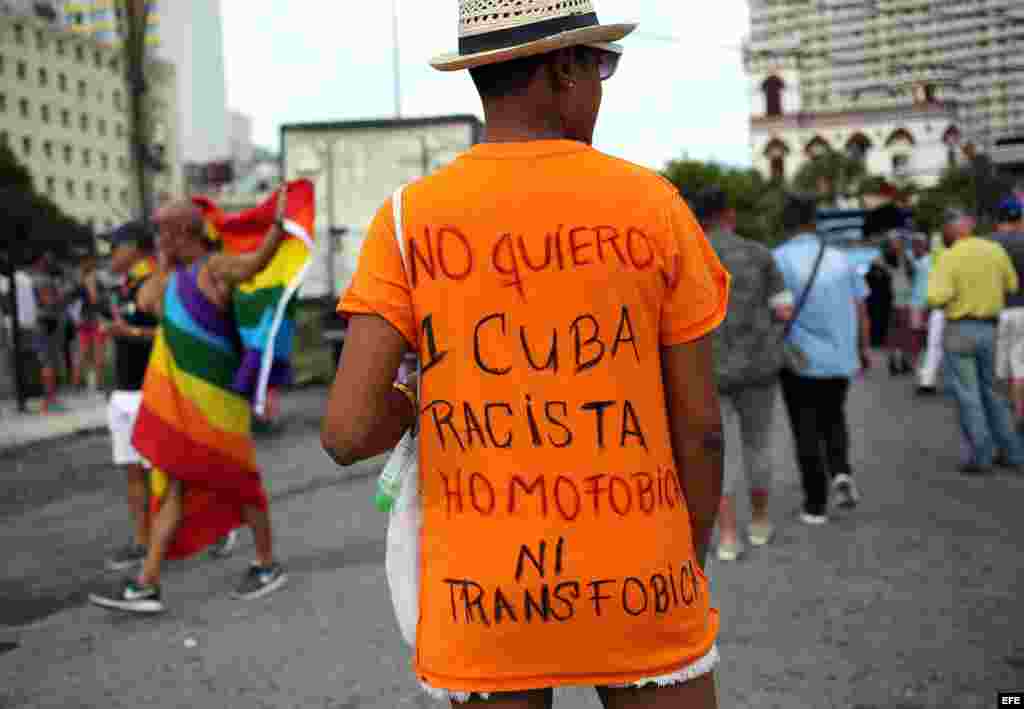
[100, 221, 153, 249]
[997, 195, 1023, 223]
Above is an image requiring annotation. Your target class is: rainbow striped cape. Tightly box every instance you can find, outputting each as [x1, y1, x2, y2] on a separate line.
[192, 179, 316, 416]
[133, 260, 267, 559]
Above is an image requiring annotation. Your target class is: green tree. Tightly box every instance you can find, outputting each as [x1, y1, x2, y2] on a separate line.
[0, 145, 91, 265]
[792, 150, 868, 205]
[661, 157, 788, 245]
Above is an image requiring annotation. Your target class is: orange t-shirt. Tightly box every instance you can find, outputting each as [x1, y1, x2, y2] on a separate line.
[339, 140, 730, 694]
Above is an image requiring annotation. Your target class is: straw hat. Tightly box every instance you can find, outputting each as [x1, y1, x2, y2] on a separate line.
[431, 0, 637, 71]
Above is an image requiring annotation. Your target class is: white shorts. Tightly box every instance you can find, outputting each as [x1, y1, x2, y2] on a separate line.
[422, 644, 720, 703]
[996, 307, 1024, 381]
[107, 391, 150, 467]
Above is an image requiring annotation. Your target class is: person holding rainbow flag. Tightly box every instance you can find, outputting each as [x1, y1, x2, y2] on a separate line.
[90, 182, 314, 614]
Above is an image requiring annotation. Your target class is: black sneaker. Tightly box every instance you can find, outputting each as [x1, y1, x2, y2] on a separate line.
[106, 544, 148, 571]
[959, 463, 994, 476]
[916, 386, 937, 396]
[88, 579, 165, 614]
[231, 562, 287, 601]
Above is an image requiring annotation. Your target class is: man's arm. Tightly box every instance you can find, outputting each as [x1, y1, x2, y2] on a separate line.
[926, 253, 953, 309]
[765, 250, 794, 322]
[661, 335, 723, 572]
[321, 313, 415, 467]
[204, 222, 286, 290]
[204, 190, 288, 291]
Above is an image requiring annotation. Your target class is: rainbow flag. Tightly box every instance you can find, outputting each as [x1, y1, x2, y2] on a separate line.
[192, 179, 316, 417]
[134, 260, 267, 559]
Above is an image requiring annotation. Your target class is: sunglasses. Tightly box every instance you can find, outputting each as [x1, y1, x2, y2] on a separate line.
[585, 42, 623, 81]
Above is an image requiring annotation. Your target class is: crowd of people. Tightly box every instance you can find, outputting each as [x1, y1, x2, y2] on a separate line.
[695, 190, 1024, 567]
[4, 250, 118, 412]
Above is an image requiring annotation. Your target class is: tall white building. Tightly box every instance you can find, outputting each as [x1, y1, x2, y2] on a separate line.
[0, 11, 179, 230]
[155, 0, 229, 168]
[744, 0, 1024, 187]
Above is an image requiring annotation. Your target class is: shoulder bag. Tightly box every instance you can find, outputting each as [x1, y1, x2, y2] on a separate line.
[781, 237, 827, 373]
[380, 184, 422, 648]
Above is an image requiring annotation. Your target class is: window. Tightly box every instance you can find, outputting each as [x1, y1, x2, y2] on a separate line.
[85, 181, 94, 201]
[41, 104, 50, 123]
[118, 156, 128, 171]
[98, 119, 107, 137]
[110, 57, 119, 73]
[113, 90, 122, 110]
[13, 24, 24, 45]
[80, 113, 89, 133]
[16, 61, 26, 80]
[0, 54, 4, 75]
[102, 185, 111, 202]
[61, 109, 70, 127]
[770, 156, 785, 182]
[45, 176, 55, 196]
[21, 136, 31, 156]
[35, 30, 45, 51]
[892, 153, 910, 176]
[82, 148, 91, 167]
[75, 44, 84, 63]
[78, 79, 87, 99]
[66, 179, 75, 198]
[43, 140, 53, 159]
[19, 98, 29, 118]
[58, 73, 67, 92]
[0, 131, 7, 148]
[94, 50, 102, 69]
[63, 144, 73, 164]
[120, 188, 129, 205]
[0, 93, 6, 112]
[100, 153, 109, 170]
[38, 67, 47, 87]
[56, 39, 65, 57]
[115, 123, 124, 138]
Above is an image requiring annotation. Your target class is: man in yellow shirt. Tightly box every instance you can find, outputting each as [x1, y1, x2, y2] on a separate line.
[928, 208, 1023, 474]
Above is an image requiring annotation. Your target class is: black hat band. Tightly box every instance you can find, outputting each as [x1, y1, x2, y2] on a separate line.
[459, 11, 598, 56]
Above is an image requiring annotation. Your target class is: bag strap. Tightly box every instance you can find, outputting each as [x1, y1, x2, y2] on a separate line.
[784, 237, 827, 338]
[391, 185, 421, 434]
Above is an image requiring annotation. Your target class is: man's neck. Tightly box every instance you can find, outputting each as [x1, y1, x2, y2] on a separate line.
[480, 99, 574, 144]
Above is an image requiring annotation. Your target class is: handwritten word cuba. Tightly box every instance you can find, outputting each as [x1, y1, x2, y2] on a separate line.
[407, 224, 684, 298]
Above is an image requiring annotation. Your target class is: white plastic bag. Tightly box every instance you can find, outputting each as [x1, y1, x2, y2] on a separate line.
[384, 428, 420, 647]
[380, 183, 421, 648]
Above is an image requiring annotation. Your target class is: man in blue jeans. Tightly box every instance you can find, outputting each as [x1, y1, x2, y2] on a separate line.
[928, 208, 1024, 474]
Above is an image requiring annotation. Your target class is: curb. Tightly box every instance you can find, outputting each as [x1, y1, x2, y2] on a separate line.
[0, 424, 109, 459]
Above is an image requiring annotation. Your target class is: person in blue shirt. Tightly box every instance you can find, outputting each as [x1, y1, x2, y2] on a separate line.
[773, 194, 873, 524]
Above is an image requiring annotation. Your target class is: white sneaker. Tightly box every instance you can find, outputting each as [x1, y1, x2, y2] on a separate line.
[747, 521, 775, 547]
[209, 529, 239, 558]
[799, 511, 828, 525]
[716, 539, 743, 562]
[830, 473, 861, 509]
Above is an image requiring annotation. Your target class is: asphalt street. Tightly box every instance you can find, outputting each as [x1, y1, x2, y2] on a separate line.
[0, 368, 1022, 708]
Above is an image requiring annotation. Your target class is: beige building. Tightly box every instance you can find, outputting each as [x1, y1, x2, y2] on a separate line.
[0, 11, 179, 232]
[744, 0, 1024, 187]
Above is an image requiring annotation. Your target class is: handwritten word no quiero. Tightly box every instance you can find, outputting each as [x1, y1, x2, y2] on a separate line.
[408, 224, 681, 298]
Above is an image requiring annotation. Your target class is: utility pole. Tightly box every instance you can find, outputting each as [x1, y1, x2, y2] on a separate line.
[392, 0, 402, 118]
[123, 0, 154, 225]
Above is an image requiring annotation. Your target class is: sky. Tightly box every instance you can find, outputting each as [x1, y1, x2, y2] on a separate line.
[220, 1, 753, 171]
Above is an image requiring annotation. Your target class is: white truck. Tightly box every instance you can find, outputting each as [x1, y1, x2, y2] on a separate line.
[281, 115, 483, 302]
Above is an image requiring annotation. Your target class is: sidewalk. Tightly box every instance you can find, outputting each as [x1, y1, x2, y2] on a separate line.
[0, 386, 327, 455]
[0, 392, 109, 455]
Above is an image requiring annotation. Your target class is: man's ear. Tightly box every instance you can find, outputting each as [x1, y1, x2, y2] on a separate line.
[548, 47, 577, 92]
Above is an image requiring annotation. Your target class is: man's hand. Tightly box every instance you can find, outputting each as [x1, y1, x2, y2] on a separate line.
[772, 303, 795, 322]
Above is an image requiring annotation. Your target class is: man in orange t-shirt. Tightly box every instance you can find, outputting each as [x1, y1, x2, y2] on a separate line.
[322, 2, 730, 707]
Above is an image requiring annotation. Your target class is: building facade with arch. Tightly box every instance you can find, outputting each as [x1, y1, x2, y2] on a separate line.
[744, 0, 1024, 187]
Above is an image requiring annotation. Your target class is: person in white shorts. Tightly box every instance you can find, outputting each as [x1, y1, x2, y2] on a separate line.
[101, 223, 238, 570]
[990, 196, 1024, 429]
